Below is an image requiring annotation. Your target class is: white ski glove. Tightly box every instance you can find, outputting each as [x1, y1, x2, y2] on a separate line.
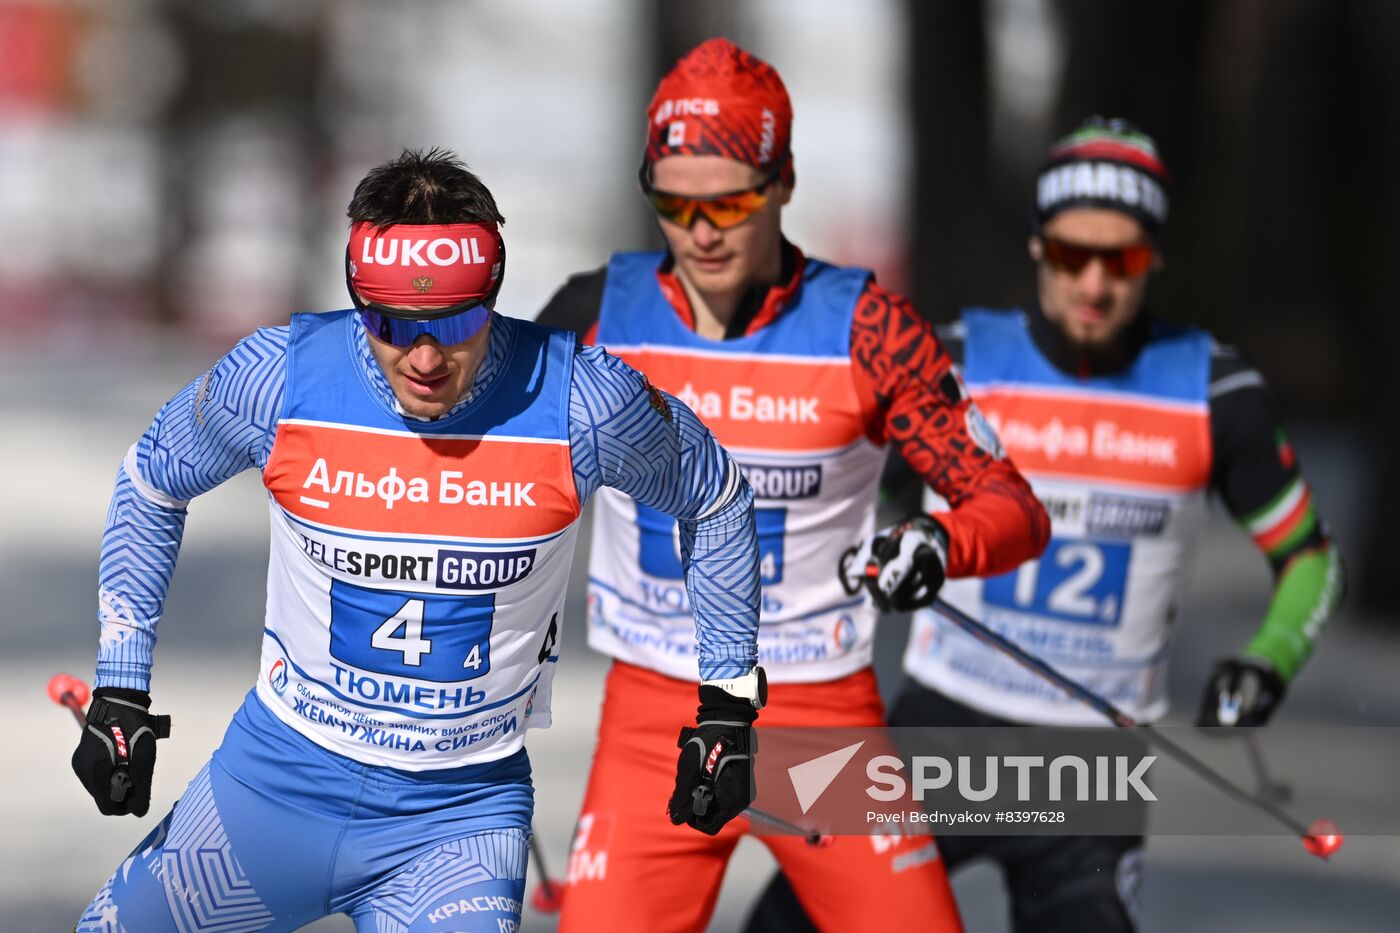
[839, 514, 949, 611]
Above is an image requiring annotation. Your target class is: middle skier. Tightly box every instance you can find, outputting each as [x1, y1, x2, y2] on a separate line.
[539, 37, 1051, 933]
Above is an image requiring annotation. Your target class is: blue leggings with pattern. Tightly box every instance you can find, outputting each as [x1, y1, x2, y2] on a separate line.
[76, 692, 533, 932]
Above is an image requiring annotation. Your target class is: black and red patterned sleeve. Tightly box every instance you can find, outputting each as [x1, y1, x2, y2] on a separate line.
[849, 282, 1049, 577]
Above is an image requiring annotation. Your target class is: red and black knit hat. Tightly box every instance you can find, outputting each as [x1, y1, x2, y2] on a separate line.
[644, 38, 794, 185]
[1033, 116, 1170, 242]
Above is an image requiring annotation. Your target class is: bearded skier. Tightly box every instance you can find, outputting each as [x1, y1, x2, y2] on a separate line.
[748, 116, 1345, 933]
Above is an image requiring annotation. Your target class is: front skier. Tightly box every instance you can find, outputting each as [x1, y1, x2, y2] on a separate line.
[70, 148, 763, 932]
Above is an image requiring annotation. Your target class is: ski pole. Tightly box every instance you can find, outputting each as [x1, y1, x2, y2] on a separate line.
[48, 672, 90, 728]
[1244, 731, 1292, 803]
[47, 673, 151, 805]
[930, 600, 1342, 859]
[527, 826, 566, 914]
[746, 806, 833, 848]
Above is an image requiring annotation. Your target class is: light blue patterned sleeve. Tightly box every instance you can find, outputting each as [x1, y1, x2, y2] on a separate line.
[95, 327, 289, 690]
[569, 344, 759, 680]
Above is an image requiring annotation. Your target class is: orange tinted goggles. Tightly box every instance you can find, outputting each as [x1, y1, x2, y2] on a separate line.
[1042, 237, 1155, 279]
[639, 165, 779, 230]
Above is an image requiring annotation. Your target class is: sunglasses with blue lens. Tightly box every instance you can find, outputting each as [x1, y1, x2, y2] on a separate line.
[356, 303, 491, 349]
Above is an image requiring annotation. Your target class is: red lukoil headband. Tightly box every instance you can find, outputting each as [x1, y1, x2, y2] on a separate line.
[347, 221, 504, 311]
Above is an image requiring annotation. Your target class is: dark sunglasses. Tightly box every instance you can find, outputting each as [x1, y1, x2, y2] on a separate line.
[1040, 237, 1155, 279]
[355, 302, 491, 349]
[638, 164, 781, 230]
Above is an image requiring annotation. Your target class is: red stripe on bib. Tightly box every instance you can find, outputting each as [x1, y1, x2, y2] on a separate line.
[975, 388, 1211, 492]
[617, 348, 863, 452]
[264, 421, 579, 538]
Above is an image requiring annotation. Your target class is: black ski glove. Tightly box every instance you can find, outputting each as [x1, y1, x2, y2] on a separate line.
[668, 670, 766, 836]
[71, 687, 172, 816]
[1196, 658, 1287, 727]
[840, 514, 949, 611]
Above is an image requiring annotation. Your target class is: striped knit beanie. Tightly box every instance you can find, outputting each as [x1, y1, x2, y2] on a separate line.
[1033, 116, 1170, 243]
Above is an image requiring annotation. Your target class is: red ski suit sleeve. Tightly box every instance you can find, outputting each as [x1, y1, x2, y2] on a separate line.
[849, 282, 1049, 577]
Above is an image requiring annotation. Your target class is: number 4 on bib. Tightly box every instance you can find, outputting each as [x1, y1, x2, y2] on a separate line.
[330, 580, 496, 681]
[370, 600, 432, 665]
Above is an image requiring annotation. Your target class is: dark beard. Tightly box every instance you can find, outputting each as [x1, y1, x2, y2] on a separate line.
[1030, 306, 1151, 377]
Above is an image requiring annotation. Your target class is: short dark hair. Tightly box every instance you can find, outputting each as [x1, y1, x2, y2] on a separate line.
[347, 147, 505, 227]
